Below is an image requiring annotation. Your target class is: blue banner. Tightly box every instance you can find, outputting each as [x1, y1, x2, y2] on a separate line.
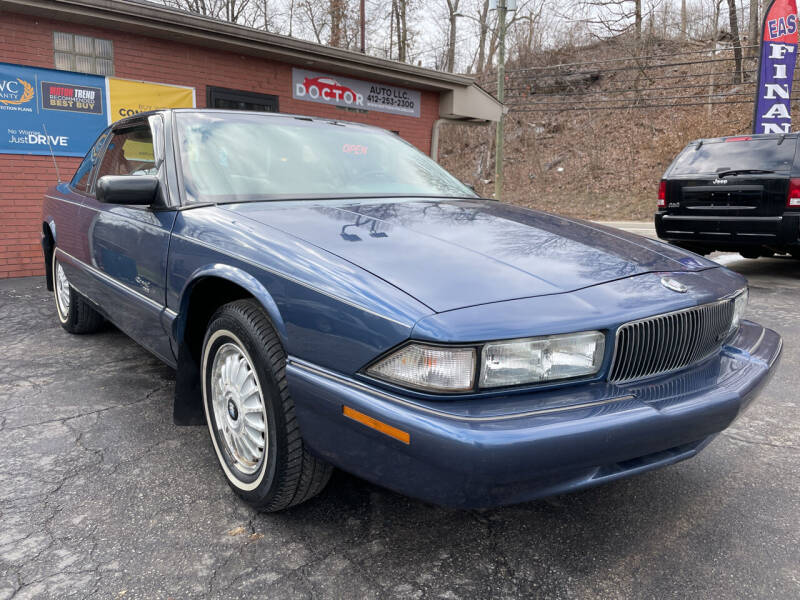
[0, 62, 108, 156]
[753, 0, 799, 134]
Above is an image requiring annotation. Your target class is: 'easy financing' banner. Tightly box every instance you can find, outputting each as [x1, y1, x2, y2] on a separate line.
[753, 0, 799, 134]
[0, 62, 107, 157]
[0, 63, 196, 157]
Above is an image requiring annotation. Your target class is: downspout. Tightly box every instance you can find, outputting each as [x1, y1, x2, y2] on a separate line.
[430, 118, 447, 161]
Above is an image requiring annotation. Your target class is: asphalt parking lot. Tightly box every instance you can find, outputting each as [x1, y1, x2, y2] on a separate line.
[1, 232, 799, 599]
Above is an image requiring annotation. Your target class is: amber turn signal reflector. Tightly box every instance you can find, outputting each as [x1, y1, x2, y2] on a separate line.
[342, 406, 410, 444]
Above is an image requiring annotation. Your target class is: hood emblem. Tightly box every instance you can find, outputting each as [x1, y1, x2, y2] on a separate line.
[661, 277, 689, 293]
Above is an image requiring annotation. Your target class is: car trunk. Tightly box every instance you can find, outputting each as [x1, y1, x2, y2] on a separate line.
[666, 175, 789, 217]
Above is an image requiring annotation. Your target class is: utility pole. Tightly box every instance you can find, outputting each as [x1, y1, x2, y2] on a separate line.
[494, 0, 507, 201]
[360, 0, 366, 53]
[681, 0, 687, 40]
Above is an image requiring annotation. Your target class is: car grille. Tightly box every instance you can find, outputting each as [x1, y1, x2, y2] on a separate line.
[608, 300, 735, 383]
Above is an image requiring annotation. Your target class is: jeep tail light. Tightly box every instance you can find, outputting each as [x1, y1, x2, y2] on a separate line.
[657, 180, 667, 208]
[725, 136, 752, 142]
[788, 178, 800, 208]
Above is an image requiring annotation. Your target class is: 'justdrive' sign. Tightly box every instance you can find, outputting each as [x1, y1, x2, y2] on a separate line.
[754, 0, 799, 134]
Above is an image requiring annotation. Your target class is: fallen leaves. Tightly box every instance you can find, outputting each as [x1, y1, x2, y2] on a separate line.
[226, 525, 264, 542]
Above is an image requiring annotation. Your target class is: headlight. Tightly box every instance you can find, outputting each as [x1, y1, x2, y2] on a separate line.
[480, 331, 606, 388]
[730, 288, 749, 334]
[366, 344, 476, 392]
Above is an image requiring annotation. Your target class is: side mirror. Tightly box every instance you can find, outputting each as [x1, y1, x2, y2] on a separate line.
[96, 175, 159, 206]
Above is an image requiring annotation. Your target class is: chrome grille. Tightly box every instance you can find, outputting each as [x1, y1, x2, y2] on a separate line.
[609, 300, 734, 383]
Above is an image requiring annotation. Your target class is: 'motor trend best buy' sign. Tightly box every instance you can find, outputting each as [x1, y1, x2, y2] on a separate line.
[0, 62, 196, 157]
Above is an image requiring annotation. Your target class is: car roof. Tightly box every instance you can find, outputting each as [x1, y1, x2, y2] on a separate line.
[111, 108, 386, 133]
[686, 132, 799, 145]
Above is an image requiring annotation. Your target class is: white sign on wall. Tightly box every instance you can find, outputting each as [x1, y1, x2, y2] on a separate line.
[292, 68, 421, 118]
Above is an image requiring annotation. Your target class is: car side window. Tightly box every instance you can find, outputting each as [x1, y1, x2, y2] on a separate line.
[70, 128, 110, 193]
[94, 125, 157, 182]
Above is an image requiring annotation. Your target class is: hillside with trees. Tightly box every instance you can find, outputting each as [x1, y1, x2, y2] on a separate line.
[154, 0, 775, 219]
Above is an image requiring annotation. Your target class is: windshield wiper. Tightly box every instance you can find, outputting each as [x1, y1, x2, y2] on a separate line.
[715, 169, 776, 177]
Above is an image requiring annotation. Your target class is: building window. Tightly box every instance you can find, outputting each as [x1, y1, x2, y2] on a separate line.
[54, 32, 114, 76]
[207, 87, 279, 112]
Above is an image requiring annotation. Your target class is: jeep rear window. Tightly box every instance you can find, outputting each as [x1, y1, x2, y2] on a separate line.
[670, 138, 796, 175]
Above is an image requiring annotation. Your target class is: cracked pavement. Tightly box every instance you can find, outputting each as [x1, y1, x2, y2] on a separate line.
[0, 258, 798, 599]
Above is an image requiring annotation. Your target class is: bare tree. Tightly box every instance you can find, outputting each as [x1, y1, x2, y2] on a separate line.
[727, 0, 743, 83]
[444, 0, 462, 72]
[298, 0, 329, 43]
[329, 0, 346, 47]
[578, 1, 643, 40]
[475, 0, 491, 73]
[252, 0, 281, 30]
[393, 0, 410, 61]
[509, 1, 548, 64]
[748, 0, 759, 56]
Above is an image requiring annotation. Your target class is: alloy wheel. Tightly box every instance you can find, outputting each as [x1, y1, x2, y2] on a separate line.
[55, 260, 71, 318]
[210, 342, 268, 476]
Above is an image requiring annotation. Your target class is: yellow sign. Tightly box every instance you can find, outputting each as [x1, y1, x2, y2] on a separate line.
[122, 139, 154, 162]
[107, 78, 194, 123]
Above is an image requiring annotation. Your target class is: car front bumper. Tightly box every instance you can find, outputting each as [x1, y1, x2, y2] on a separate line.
[287, 320, 781, 508]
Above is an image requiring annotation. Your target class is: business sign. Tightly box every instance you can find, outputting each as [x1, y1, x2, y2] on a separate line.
[753, 0, 799, 134]
[292, 68, 421, 118]
[41, 81, 103, 114]
[0, 62, 108, 156]
[107, 77, 195, 124]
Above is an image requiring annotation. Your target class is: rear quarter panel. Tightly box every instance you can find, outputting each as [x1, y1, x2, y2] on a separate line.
[42, 183, 88, 261]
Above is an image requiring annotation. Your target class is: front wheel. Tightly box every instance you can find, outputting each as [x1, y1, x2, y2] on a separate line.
[201, 299, 332, 511]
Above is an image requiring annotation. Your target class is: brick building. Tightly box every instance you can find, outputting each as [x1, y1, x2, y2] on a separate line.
[0, 0, 500, 278]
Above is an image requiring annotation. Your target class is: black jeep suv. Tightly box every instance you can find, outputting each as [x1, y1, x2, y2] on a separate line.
[655, 133, 800, 258]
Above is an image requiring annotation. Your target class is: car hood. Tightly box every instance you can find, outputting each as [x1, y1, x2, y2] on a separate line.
[224, 198, 716, 313]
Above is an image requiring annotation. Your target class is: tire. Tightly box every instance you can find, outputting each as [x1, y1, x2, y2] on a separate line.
[201, 299, 332, 512]
[52, 250, 104, 334]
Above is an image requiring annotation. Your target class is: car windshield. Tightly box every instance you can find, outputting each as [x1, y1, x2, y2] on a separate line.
[175, 112, 476, 202]
[670, 138, 796, 175]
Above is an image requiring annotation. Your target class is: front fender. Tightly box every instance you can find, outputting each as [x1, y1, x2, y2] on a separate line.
[170, 264, 288, 426]
[174, 263, 288, 348]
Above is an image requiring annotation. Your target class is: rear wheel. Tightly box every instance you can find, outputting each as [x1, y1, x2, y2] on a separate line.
[201, 299, 332, 512]
[52, 251, 104, 334]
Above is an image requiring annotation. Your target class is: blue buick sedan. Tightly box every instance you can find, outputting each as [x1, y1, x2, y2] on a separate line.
[42, 109, 781, 510]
